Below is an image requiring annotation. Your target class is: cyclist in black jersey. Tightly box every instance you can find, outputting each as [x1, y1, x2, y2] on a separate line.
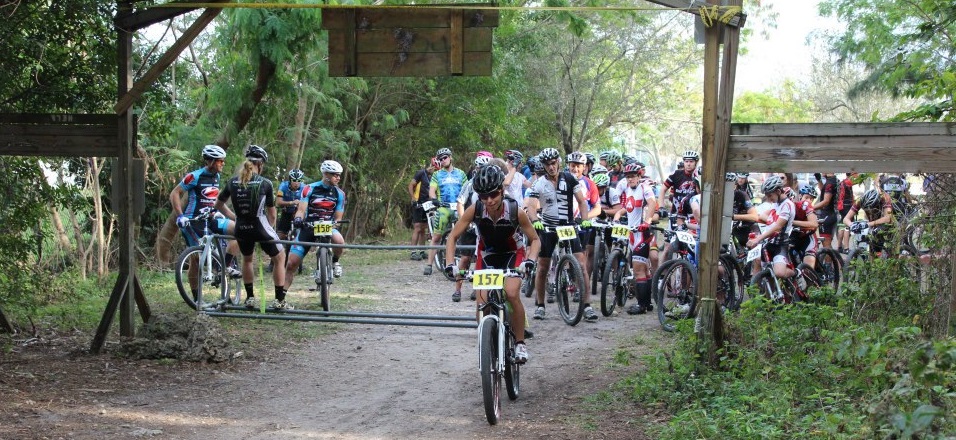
[728, 173, 758, 254]
[445, 164, 540, 363]
[215, 145, 289, 310]
[812, 173, 840, 249]
[662, 151, 701, 229]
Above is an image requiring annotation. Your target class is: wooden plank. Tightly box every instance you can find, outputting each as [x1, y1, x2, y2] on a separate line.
[0, 113, 116, 125]
[0, 135, 119, 157]
[345, 9, 356, 76]
[729, 136, 956, 160]
[331, 27, 491, 54]
[331, 51, 491, 77]
[644, 0, 745, 27]
[115, 7, 221, 114]
[725, 158, 956, 174]
[450, 9, 463, 75]
[1, 123, 118, 137]
[115, 0, 231, 31]
[323, 7, 498, 30]
[730, 122, 956, 137]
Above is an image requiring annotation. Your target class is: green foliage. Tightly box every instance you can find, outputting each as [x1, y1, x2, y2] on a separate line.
[733, 81, 815, 123]
[0, 158, 81, 327]
[819, 0, 956, 121]
[632, 286, 955, 438]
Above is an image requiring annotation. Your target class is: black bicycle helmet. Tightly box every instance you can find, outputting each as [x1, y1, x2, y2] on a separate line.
[245, 145, 268, 162]
[472, 165, 505, 194]
[860, 189, 882, 210]
[288, 169, 305, 181]
[538, 148, 561, 162]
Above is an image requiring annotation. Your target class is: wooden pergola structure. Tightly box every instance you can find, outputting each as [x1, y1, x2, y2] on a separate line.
[1, 0, 954, 357]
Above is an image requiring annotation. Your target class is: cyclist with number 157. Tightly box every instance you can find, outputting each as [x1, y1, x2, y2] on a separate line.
[445, 165, 540, 363]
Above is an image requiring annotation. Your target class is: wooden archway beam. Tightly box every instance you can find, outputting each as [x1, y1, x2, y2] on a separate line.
[113, 4, 223, 115]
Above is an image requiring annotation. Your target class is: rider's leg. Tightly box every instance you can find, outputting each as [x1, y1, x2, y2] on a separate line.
[332, 230, 345, 266]
[426, 232, 441, 271]
[504, 277, 526, 341]
[456, 254, 472, 300]
[284, 245, 307, 288]
[575, 252, 591, 297]
[270, 245, 286, 298]
[534, 256, 550, 306]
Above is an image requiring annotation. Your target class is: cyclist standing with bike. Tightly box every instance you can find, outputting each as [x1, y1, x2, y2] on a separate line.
[169, 144, 240, 303]
[613, 163, 660, 315]
[424, 148, 467, 276]
[444, 164, 539, 363]
[408, 156, 439, 261]
[526, 148, 601, 322]
[747, 175, 797, 280]
[214, 145, 289, 310]
[270, 169, 307, 273]
[285, 160, 347, 289]
[842, 188, 894, 256]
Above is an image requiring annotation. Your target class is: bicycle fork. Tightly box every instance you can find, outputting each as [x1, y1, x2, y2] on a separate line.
[478, 313, 505, 373]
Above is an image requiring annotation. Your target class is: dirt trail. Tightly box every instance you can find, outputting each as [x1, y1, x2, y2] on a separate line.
[0, 257, 667, 439]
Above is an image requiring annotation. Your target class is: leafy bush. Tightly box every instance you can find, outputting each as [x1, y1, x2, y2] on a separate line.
[632, 293, 955, 439]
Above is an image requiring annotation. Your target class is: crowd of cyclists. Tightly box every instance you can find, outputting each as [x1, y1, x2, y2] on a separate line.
[170, 142, 921, 365]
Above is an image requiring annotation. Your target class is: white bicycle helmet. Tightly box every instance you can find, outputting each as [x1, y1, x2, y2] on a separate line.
[566, 151, 587, 164]
[474, 156, 492, 167]
[590, 164, 608, 175]
[761, 175, 785, 194]
[682, 150, 700, 161]
[202, 144, 226, 160]
[321, 160, 344, 174]
[436, 148, 452, 158]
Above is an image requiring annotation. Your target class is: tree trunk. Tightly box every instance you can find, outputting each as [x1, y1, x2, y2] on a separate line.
[215, 55, 278, 149]
[67, 207, 88, 280]
[49, 206, 72, 251]
[288, 91, 308, 170]
[89, 158, 107, 278]
[155, 213, 180, 266]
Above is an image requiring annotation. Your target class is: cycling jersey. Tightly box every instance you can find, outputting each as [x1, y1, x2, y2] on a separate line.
[791, 199, 816, 236]
[505, 172, 527, 207]
[177, 168, 220, 218]
[217, 175, 281, 257]
[663, 169, 700, 215]
[430, 167, 467, 204]
[850, 192, 893, 222]
[818, 175, 838, 212]
[301, 181, 346, 222]
[528, 171, 583, 225]
[277, 180, 307, 214]
[763, 198, 795, 246]
[837, 177, 855, 212]
[573, 175, 600, 219]
[620, 181, 656, 227]
[412, 168, 432, 204]
[608, 170, 625, 191]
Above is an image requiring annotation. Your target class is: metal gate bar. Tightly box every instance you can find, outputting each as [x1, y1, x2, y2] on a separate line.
[221, 305, 474, 321]
[204, 311, 478, 328]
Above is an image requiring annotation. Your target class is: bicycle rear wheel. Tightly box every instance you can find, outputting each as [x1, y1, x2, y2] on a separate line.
[794, 263, 821, 302]
[719, 253, 745, 311]
[174, 245, 225, 310]
[600, 249, 626, 316]
[814, 248, 842, 294]
[653, 259, 697, 332]
[555, 254, 586, 326]
[318, 247, 331, 311]
[478, 320, 501, 425]
[504, 328, 520, 401]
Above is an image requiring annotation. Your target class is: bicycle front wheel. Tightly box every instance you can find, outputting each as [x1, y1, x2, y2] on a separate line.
[521, 267, 536, 298]
[318, 247, 331, 311]
[600, 249, 626, 316]
[174, 245, 225, 310]
[478, 320, 501, 425]
[555, 253, 586, 326]
[653, 259, 697, 332]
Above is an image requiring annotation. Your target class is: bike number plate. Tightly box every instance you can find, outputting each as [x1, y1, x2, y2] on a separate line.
[676, 231, 696, 246]
[421, 200, 435, 211]
[472, 269, 504, 289]
[555, 226, 576, 241]
[611, 225, 630, 239]
[746, 244, 762, 263]
[314, 222, 334, 236]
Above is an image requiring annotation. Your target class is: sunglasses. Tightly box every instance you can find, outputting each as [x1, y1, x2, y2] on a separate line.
[478, 189, 501, 200]
[438, 155, 451, 161]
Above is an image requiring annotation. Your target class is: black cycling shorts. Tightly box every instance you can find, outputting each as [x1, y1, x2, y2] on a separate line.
[235, 220, 283, 257]
[816, 210, 838, 238]
[412, 205, 428, 224]
[539, 230, 583, 258]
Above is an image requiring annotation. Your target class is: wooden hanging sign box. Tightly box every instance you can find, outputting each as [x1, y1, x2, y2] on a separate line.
[322, 5, 497, 77]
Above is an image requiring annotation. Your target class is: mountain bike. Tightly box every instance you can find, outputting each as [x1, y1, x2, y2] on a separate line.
[812, 237, 842, 293]
[748, 237, 821, 304]
[463, 268, 524, 425]
[543, 224, 587, 326]
[599, 222, 636, 316]
[174, 207, 241, 311]
[421, 199, 459, 281]
[300, 219, 348, 312]
[651, 226, 700, 331]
